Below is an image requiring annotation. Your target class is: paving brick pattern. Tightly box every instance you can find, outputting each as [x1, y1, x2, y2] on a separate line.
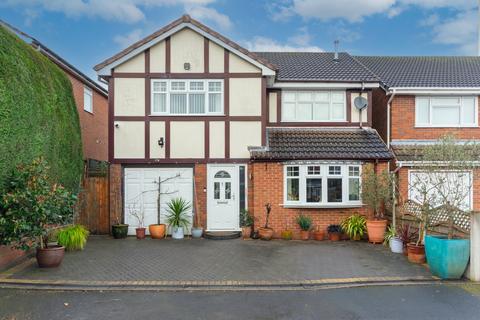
[10, 236, 431, 282]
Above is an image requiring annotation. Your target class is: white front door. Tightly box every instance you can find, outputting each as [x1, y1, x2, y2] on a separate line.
[207, 165, 239, 231]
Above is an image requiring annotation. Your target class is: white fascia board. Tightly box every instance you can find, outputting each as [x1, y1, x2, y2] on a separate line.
[270, 82, 380, 89]
[97, 23, 276, 77]
[389, 87, 480, 95]
[397, 160, 480, 167]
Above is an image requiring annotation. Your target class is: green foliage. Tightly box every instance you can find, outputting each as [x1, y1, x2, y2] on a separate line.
[361, 164, 394, 219]
[57, 225, 89, 251]
[327, 224, 342, 234]
[0, 158, 77, 250]
[296, 214, 313, 231]
[165, 198, 191, 229]
[0, 26, 83, 194]
[281, 230, 293, 240]
[341, 214, 367, 240]
[240, 209, 253, 227]
[383, 225, 397, 246]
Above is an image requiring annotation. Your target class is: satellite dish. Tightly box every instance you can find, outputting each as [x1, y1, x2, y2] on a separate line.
[354, 96, 368, 110]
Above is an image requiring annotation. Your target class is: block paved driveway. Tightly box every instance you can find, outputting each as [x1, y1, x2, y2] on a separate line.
[8, 236, 432, 282]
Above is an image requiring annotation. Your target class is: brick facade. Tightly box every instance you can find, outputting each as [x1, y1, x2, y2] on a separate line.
[67, 74, 108, 161]
[391, 95, 480, 141]
[249, 162, 389, 239]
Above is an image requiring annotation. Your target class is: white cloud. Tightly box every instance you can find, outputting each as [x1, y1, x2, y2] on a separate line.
[114, 29, 144, 48]
[185, 5, 232, 30]
[244, 36, 323, 52]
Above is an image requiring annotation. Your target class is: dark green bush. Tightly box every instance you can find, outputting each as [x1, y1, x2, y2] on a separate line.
[0, 26, 83, 193]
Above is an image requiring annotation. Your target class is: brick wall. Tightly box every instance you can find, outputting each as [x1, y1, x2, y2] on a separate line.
[67, 74, 108, 161]
[0, 246, 29, 271]
[250, 162, 389, 239]
[391, 95, 480, 141]
[371, 88, 389, 142]
[194, 164, 207, 228]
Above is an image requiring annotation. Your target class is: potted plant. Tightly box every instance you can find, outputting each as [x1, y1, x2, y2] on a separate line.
[397, 223, 418, 256]
[112, 218, 129, 239]
[165, 198, 191, 240]
[0, 158, 76, 268]
[411, 135, 477, 277]
[296, 213, 312, 240]
[313, 227, 325, 241]
[128, 202, 146, 240]
[191, 207, 203, 239]
[361, 165, 393, 244]
[258, 203, 274, 240]
[281, 230, 293, 240]
[57, 225, 89, 250]
[327, 224, 342, 241]
[383, 225, 403, 253]
[149, 175, 180, 239]
[240, 209, 254, 239]
[341, 214, 367, 241]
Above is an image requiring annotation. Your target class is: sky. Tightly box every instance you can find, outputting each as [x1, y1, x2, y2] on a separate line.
[1, 0, 479, 84]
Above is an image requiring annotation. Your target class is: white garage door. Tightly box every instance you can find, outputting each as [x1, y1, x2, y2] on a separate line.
[124, 167, 193, 236]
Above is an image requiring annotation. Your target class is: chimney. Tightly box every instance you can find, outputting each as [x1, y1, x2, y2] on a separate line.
[333, 40, 339, 62]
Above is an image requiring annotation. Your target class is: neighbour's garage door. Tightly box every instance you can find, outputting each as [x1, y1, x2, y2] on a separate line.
[124, 167, 193, 236]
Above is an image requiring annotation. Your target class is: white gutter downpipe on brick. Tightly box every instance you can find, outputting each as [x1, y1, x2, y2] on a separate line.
[386, 88, 396, 149]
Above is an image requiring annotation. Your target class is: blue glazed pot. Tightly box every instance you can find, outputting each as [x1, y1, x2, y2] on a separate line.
[425, 235, 470, 279]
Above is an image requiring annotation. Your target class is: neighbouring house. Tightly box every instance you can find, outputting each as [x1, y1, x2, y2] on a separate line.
[357, 56, 480, 213]
[94, 15, 392, 238]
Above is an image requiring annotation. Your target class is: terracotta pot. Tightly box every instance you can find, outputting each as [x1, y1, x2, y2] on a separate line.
[149, 224, 166, 239]
[300, 230, 310, 241]
[242, 226, 252, 239]
[366, 219, 387, 244]
[313, 230, 325, 241]
[36, 245, 65, 268]
[407, 243, 426, 264]
[136, 227, 146, 240]
[258, 227, 274, 240]
[329, 232, 341, 241]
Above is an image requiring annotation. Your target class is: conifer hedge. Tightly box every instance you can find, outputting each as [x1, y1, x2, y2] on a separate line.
[0, 26, 83, 193]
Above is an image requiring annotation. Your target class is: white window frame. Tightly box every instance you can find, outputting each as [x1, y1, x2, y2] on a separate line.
[83, 86, 93, 113]
[408, 169, 473, 211]
[415, 96, 478, 127]
[283, 163, 362, 208]
[281, 90, 346, 122]
[151, 79, 224, 116]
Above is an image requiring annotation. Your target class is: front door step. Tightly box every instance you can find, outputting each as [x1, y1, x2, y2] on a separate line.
[204, 231, 241, 240]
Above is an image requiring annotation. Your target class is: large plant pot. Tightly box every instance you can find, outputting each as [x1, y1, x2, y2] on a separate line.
[300, 230, 310, 240]
[407, 243, 426, 264]
[366, 219, 387, 244]
[390, 237, 403, 254]
[136, 228, 146, 240]
[258, 227, 274, 240]
[191, 227, 203, 238]
[313, 230, 325, 241]
[112, 224, 129, 239]
[172, 227, 184, 239]
[425, 235, 470, 279]
[328, 232, 341, 241]
[149, 224, 166, 239]
[36, 245, 65, 268]
[242, 226, 252, 239]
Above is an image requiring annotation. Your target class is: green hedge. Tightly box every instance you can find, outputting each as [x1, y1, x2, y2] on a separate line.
[0, 26, 83, 193]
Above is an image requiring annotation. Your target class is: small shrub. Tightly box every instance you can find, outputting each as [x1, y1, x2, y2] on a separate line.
[240, 209, 254, 227]
[327, 224, 342, 234]
[341, 214, 367, 240]
[281, 230, 293, 240]
[296, 214, 313, 231]
[57, 225, 89, 251]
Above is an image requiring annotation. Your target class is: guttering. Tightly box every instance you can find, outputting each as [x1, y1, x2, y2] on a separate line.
[390, 87, 480, 95]
[269, 82, 380, 89]
[386, 88, 397, 149]
[396, 160, 480, 167]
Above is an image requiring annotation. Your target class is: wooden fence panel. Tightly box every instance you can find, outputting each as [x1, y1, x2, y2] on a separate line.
[77, 176, 110, 234]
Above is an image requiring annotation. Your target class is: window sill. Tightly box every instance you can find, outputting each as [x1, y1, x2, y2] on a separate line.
[149, 114, 225, 117]
[281, 203, 363, 209]
[84, 109, 94, 114]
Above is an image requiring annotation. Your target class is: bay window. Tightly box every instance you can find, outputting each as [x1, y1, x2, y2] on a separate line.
[151, 79, 223, 115]
[282, 91, 346, 122]
[415, 96, 477, 127]
[284, 163, 362, 207]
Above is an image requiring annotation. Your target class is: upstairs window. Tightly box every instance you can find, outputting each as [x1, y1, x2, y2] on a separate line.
[282, 91, 346, 122]
[83, 87, 93, 113]
[151, 79, 223, 115]
[415, 96, 477, 127]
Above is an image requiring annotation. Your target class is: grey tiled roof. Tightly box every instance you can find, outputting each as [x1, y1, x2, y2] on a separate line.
[254, 52, 378, 82]
[249, 127, 393, 161]
[355, 56, 480, 88]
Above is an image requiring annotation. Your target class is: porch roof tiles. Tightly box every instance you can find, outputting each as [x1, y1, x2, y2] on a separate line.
[249, 127, 393, 161]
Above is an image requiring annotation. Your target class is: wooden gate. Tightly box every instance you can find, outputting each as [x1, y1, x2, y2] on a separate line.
[76, 162, 110, 234]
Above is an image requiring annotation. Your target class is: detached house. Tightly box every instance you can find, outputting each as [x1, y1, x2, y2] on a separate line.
[95, 15, 392, 237]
